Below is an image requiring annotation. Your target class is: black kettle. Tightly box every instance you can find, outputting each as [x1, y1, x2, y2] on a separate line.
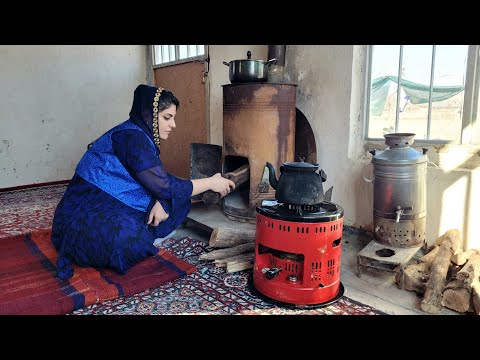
[265, 160, 327, 205]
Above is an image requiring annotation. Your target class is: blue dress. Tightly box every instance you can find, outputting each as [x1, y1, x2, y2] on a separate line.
[51, 128, 193, 280]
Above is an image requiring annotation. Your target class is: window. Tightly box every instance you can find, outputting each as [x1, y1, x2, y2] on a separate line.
[153, 45, 206, 67]
[365, 45, 480, 144]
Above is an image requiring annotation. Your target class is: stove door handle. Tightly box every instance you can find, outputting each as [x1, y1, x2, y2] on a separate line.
[265, 267, 282, 280]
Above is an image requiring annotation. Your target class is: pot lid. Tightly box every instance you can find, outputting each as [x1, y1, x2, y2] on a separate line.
[241, 50, 255, 60]
[283, 159, 319, 171]
[371, 133, 428, 165]
[233, 51, 265, 62]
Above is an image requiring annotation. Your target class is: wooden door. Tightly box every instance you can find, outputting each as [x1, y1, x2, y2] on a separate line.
[153, 61, 207, 179]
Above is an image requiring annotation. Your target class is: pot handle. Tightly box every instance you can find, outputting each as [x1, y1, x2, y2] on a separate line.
[267, 58, 278, 66]
[223, 61, 230, 66]
[362, 163, 374, 183]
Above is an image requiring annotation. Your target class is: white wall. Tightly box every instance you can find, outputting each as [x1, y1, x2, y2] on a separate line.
[284, 45, 480, 250]
[0, 45, 146, 188]
[207, 46, 268, 145]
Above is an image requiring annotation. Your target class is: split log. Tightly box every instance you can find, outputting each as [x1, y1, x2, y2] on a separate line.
[209, 227, 256, 248]
[227, 261, 254, 273]
[395, 263, 429, 294]
[441, 279, 474, 313]
[418, 245, 440, 264]
[421, 229, 463, 314]
[214, 252, 254, 267]
[199, 242, 255, 261]
[202, 164, 250, 205]
[424, 234, 445, 253]
[396, 246, 439, 294]
[456, 251, 480, 289]
[213, 253, 254, 273]
[451, 249, 478, 266]
[472, 282, 480, 315]
[214, 253, 254, 273]
[435, 234, 445, 246]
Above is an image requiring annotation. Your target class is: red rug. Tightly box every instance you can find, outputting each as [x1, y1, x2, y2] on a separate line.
[0, 229, 196, 315]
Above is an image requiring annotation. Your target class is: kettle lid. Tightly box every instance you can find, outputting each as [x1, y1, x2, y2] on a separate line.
[282, 158, 319, 171]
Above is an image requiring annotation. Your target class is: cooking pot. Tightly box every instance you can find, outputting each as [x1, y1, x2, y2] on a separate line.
[266, 160, 327, 206]
[223, 51, 277, 83]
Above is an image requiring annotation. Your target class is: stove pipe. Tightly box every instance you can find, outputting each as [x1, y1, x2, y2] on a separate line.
[267, 45, 286, 83]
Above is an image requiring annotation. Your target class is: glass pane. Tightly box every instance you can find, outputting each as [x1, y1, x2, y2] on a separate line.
[197, 45, 205, 56]
[169, 45, 176, 62]
[368, 45, 400, 138]
[188, 45, 197, 57]
[161, 45, 169, 63]
[397, 45, 433, 140]
[154, 45, 161, 65]
[429, 45, 468, 142]
[179, 45, 188, 59]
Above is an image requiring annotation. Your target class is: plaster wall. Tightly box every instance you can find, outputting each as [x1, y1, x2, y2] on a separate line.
[0, 45, 145, 187]
[284, 45, 479, 250]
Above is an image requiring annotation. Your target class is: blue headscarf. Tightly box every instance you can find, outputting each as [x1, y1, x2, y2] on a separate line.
[128, 84, 160, 146]
[128, 84, 180, 151]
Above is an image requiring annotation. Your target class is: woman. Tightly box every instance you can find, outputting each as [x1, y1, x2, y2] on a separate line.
[51, 84, 235, 280]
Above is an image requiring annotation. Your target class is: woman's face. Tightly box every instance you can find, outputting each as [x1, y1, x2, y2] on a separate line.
[157, 104, 177, 140]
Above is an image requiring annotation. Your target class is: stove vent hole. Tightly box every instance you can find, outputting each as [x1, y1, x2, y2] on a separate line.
[375, 248, 395, 257]
[286, 263, 298, 273]
[311, 261, 322, 281]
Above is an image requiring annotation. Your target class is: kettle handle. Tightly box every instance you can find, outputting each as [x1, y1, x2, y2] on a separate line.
[362, 163, 374, 183]
[319, 169, 327, 182]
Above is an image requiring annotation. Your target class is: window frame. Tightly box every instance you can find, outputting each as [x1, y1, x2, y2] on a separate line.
[151, 45, 207, 69]
[364, 45, 480, 145]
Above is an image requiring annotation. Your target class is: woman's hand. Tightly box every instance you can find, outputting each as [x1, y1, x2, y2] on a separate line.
[209, 173, 236, 198]
[190, 173, 236, 197]
[148, 200, 169, 226]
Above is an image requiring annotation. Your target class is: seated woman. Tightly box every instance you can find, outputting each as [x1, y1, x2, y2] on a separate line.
[51, 84, 235, 280]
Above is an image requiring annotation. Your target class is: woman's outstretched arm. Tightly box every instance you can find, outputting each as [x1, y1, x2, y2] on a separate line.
[191, 173, 235, 197]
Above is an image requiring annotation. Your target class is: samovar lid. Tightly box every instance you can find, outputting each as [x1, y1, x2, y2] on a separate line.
[370, 133, 428, 165]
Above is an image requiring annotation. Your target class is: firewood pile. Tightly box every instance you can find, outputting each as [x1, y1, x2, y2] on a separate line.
[199, 226, 256, 273]
[396, 229, 480, 314]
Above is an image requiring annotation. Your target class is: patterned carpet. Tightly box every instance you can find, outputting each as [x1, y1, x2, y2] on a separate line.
[71, 236, 385, 315]
[1, 184, 385, 315]
[0, 184, 68, 239]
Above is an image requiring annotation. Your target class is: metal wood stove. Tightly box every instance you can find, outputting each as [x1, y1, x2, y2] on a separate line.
[222, 82, 297, 222]
[251, 199, 345, 308]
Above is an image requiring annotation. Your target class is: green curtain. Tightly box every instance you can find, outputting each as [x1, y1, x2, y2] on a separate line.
[370, 76, 464, 116]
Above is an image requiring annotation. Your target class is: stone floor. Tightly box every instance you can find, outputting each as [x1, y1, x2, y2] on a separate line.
[177, 202, 459, 316]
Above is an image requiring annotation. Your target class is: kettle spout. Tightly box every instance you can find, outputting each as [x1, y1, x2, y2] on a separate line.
[265, 162, 278, 189]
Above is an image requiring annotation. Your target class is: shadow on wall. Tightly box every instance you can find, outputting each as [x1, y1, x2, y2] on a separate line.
[295, 108, 317, 163]
[428, 154, 478, 250]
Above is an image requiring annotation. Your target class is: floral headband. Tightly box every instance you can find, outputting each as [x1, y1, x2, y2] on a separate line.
[152, 87, 164, 147]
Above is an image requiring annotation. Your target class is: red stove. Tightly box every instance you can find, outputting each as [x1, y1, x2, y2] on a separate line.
[251, 200, 344, 308]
